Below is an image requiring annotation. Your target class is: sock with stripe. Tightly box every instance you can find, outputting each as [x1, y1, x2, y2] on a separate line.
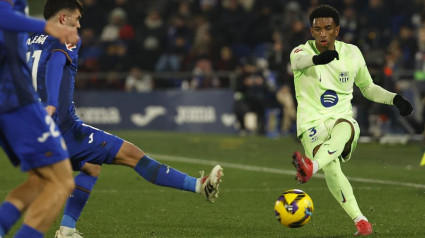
[134, 155, 198, 192]
[61, 172, 98, 228]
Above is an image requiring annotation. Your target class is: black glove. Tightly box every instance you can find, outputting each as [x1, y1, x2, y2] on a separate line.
[312, 50, 339, 65]
[393, 94, 413, 116]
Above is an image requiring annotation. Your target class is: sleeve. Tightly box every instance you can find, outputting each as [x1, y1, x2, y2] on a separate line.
[45, 51, 67, 107]
[0, 1, 45, 33]
[359, 83, 396, 105]
[290, 45, 315, 71]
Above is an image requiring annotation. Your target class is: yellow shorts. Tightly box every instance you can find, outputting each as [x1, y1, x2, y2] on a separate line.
[299, 116, 360, 162]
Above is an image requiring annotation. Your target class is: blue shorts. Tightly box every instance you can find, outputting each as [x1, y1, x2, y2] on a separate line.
[62, 121, 124, 171]
[0, 103, 69, 172]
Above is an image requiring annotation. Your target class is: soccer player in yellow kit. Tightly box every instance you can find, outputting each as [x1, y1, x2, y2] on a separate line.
[290, 5, 413, 236]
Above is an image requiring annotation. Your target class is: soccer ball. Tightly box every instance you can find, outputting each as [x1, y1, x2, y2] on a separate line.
[274, 189, 314, 228]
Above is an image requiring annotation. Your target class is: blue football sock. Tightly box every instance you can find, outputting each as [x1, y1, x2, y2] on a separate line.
[0, 201, 21, 236]
[61, 172, 98, 228]
[14, 224, 43, 238]
[134, 155, 197, 192]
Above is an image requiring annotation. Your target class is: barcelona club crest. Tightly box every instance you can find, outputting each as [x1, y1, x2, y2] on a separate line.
[339, 72, 349, 83]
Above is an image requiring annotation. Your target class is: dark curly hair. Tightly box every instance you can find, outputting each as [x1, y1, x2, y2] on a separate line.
[309, 5, 340, 26]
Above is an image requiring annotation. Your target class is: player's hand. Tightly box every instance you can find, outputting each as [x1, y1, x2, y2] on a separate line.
[313, 50, 339, 65]
[45, 21, 79, 44]
[393, 94, 413, 116]
[45, 105, 57, 116]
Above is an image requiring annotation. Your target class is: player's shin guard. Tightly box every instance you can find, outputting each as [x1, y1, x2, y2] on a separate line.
[61, 172, 98, 228]
[323, 160, 362, 219]
[314, 122, 352, 170]
[0, 201, 21, 236]
[135, 155, 197, 192]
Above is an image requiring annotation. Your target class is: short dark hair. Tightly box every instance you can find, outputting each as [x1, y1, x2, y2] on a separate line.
[309, 5, 340, 26]
[44, 0, 83, 20]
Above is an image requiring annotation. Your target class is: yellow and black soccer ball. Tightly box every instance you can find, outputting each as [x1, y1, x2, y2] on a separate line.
[274, 189, 314, 228]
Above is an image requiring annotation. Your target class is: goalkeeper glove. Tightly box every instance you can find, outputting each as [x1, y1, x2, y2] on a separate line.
[313, 50, 339, 65]
[393, 94, 413, 116]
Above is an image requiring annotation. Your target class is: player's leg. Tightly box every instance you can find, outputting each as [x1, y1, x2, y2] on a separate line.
[0, 102, 73, 237]
[321, 159, 372, 236]
[293, 118, 357, 183]
[14, 160, 74, 236]
[312, 118, 354, 171]
[0, 173, 43, 237]
[57, 163, 101, 238]
[112, 141, 223, 202]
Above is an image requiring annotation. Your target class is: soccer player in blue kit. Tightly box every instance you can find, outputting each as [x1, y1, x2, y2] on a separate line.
[0, 0, 80, 238]
[27, 1, 224, 237]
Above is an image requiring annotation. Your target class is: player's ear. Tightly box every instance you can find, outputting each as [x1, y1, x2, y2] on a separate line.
[58, 13, 67, 25]
[335, 25, 340, 37]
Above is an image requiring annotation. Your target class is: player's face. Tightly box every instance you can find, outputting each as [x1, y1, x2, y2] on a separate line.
[310, 17, 340, 52]
[64, 9, 81, 29]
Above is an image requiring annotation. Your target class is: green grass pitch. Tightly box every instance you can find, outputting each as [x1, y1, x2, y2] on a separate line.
[1, 131, 424, 237]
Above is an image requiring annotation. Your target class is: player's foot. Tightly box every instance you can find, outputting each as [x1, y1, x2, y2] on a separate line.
[354, 219, 373, 236]
[54, 226, 83, 238]
[292, 151, 313, 183]
[200, 165, 224, 202]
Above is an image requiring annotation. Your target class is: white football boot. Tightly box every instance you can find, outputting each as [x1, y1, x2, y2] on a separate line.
[199, 165, 224, 202]
[54, 226, 83, 238]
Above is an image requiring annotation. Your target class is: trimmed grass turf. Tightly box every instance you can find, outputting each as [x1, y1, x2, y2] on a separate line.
[1, 131, 424, 237]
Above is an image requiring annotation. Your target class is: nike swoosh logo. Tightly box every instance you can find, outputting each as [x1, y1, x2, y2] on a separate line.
[328, 150, 337, 155]
[341, 190, 346, 203]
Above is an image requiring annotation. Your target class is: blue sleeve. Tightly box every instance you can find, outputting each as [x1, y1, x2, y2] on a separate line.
[45, 51, 67, 107]
[0, 1, 45, 33]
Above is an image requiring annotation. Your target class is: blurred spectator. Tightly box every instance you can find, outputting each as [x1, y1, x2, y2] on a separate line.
[155, 15, 191, 72]
[214, 46, 239, 87]
[190, 58, 220, 89]
[135, 8, 166, 70]
[125, 67, 154, 92]
[99, 41, 130, 72]
[233, 57, 268, 134]
[100, 7, 135, 42]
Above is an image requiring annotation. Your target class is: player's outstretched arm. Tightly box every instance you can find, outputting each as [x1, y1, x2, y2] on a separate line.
[359, 84, 413, 116]
[393, 94, 413, 116]
[312, 50, 339, 65]
[291, 48, 339, 71]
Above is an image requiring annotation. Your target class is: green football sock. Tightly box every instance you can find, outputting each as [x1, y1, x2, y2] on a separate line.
[322, 159, 362, 219]
[314, 121, 352, 170]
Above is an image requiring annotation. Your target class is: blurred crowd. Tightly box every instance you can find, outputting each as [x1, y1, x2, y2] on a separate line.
[75, 0, 425, 136]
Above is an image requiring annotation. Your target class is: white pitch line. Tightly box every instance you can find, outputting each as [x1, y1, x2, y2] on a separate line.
[151, 153, 425, 189]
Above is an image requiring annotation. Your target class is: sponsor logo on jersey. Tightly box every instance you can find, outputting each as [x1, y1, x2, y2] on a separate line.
[339, 72, 349, 82]
[320, 90, 338, 107]
[66, 43, 77, 51]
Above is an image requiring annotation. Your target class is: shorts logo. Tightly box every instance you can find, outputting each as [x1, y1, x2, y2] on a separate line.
[37, 132, 50, 143]
[321, 90, 338, 107]
[88, 133, 94, 144]
[339, 72, 349, 82]
[328, 150, 337, 155]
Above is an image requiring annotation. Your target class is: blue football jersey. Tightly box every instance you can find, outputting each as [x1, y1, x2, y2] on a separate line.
[0, 0, 38, 113]
[27, 33, 81, 131]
